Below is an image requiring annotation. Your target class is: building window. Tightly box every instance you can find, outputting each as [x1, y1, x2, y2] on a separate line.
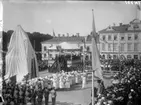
[128, 34, 132, 40]
[87, 46, 90, 52]
[134, 34, 138, 40]
[102, 55, 105, 59]
[44, 53, 46, 58]
[103, 35, 106, 41]
[114, 35, 117, 40]
[113, 55, 117, 59]
[127, 55, 132, 59]
[127, 43, 132, 51]
[108, 35, 111, 41]
[120, 34, 125, 41]
[44, 46, 46, 51]
[133, 24, 139, 29]
[134, 55, 138, 59]
[57, 46, 62, 51]
[49, 54, 52, 58]
[120, 43, 125, 52]
[108, 43, 112, 51]
[140, 56, 141, 60]
[113, 43, 118, 51]
[102, 43, 105, 51]
[80, 46, 83, 51]
[134, 43, 138, 51]
[107, 54, 111, 59]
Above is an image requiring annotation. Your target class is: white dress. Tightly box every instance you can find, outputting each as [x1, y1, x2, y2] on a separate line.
[69, 76, 73, 86]
[75, 75, 79, 83]
[52, 78, 57, 89]
[56, 77, 59, 89]
[59, 77, 64, 89]
[82, 76, 86, 88]
[65, 77, 70, 89]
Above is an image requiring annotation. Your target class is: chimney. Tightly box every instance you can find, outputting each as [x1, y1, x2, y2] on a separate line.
[58, 34, 60, 37]
[63, 34, 65, 37]
[67, 33, 69, 37]
[119, 23, 122, 26]
[76, 33, 80, 37]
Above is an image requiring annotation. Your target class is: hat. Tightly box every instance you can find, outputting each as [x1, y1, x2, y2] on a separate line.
[101, 97, 105, 100]
[130, 89, 134, 92]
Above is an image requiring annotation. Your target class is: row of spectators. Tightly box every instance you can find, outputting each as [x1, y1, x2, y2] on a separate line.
[93, 65, 141, 105]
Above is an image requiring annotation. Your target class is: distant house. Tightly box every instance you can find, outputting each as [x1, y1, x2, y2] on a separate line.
[41, 34, 100, 66]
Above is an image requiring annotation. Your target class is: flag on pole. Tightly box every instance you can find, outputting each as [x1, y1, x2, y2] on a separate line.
[84, 37, 87, 50]
[82, 37, 87, 51]
[137, 4, 141, 11]
[91, 10, 103, 80]
[53, 29, 56, 37]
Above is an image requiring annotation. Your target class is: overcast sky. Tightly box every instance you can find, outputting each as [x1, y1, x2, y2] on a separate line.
[3, 1, 137, 36]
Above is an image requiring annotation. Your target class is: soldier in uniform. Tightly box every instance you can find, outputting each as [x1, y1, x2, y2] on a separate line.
[48, 81, 52, 91]
[97, 80, 105, 95]
[31, 86, 37, 105]
[2, 86, 7, 101]
[36, 85, 43, 105]
[50, 87, 57, 105]
[6, 90, 12, 105]
[19, 86, 25, 105]
[13, 85, 19, 105]
[8, 88, 14, 105]
[44, 87, 50, 105]
[25, 86, 32, 104]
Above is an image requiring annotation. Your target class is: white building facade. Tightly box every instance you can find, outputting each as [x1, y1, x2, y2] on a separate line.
[41, 36, 86, 61]
[99, 19, 141, 59]
[41, 35, 100, 62]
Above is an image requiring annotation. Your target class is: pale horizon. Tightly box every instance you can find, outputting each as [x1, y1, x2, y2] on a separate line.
[3, 1, 138, 36]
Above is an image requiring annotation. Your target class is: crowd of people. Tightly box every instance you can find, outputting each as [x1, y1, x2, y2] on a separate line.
[1, 70, 88, 105]
[3, 58, 141, 105]
[2, 79, 57, 105]
[93, 65, 141, 105]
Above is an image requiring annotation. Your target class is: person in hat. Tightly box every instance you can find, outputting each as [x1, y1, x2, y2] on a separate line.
[50, 87, 57, 105]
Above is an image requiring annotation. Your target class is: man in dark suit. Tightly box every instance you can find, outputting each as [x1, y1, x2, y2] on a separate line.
[44, 87, 50, 105]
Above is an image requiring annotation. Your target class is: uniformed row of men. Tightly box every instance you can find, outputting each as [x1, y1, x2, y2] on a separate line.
[2, 80, 57, 105]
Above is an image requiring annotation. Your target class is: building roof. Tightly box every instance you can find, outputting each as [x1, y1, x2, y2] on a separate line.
[41, 36, 85, 44]
[99, 19, 141, 34]
[99, 24, 129, 33]
[42, 34, 100, 44]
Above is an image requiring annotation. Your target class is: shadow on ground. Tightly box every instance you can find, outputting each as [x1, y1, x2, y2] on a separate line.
[44, 101, 81, 105]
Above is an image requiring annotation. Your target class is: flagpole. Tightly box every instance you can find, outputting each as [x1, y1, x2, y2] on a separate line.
[83, 38, 86, 72]
[91, 9, 104, 105]
[92, 70, 94, 105]
[91, 9, 94, 105]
